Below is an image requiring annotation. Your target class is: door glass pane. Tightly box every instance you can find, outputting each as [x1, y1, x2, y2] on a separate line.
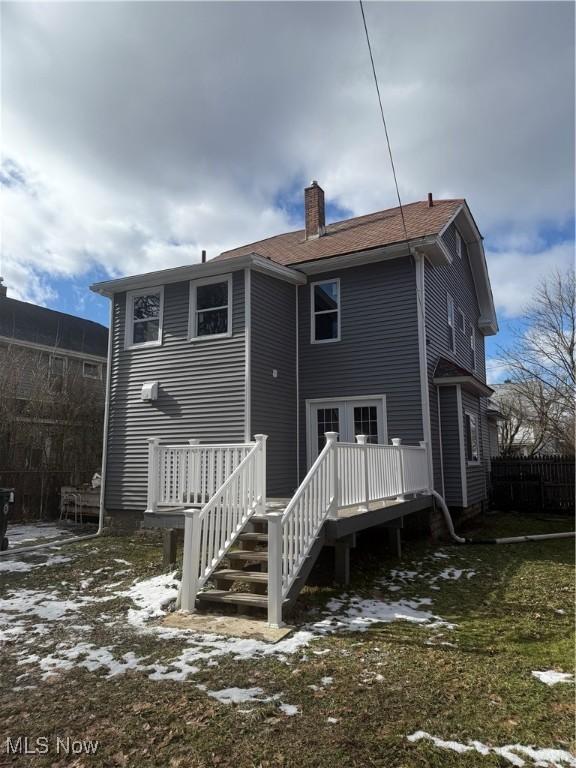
[353, 405, 378, 444]
[317, 408, 340, 453]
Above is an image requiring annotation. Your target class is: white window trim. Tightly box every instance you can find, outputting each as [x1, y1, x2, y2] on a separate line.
[455, 228, 463, 258]
[125, 286, 164, 350]
[83, 360, 102, 380]
[189, 274, 233, 342]
[49, 354, 67, 376]
[465, 410, 481, 465]
[447, 293, 456, 354]
[470, 324, 477, 371]
[311, 278, 341, 345]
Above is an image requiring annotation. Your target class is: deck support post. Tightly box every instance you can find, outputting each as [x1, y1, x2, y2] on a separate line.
[267, 512, 284, 628]
[163, 528, 178, 568]
[356, 434, 370, 512]
[334, 534, 355, 585]
[326, 431, 339, 519]
[181, 508, 201, 613]
[146, 437, 161, 513]
[388, 527, 402, 559]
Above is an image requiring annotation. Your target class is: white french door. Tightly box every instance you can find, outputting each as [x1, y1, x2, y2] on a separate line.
[307, 396, 387, 465]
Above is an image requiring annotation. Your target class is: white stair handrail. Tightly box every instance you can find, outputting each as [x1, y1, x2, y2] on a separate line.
[267, 431, 338, 627]
[180, 434, 267, 612]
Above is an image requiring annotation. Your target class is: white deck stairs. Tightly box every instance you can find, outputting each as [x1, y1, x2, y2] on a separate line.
[145, 432, 430, 627]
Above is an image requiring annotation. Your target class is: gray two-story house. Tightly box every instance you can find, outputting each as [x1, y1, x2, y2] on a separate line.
[91, 183, 497, 621]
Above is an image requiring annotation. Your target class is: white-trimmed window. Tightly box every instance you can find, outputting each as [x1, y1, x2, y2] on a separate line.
[465, 411, 480, 463]
[458, 309, 466, 333]
[311, 279, 340, 343]
[83, 361, 102, 380]
[189, 274, 232, 340]
[125, 287, 164, 348]
[447, 294, 456, 353]
[49, 355, 67, 376]
[455, 229, 463, 258]
[470, 324, 477, 371]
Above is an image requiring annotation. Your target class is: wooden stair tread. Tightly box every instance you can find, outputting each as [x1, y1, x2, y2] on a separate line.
[213, 569, 268, 584]
[197, 591, 267, 608]
[238, 532, 268, 542]
[227, 550, 268, 561]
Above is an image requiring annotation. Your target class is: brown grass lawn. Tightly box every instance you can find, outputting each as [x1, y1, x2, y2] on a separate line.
[0, 512, 574, 768]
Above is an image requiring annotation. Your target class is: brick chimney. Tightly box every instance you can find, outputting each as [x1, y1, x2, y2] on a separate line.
[304, 181, 325, 239]
[0, 278, 6, 298]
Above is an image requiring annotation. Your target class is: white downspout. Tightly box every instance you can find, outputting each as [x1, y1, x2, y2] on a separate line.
[0, 297, 113, 557]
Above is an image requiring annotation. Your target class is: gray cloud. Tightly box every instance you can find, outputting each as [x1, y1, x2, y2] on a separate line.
[2, 1, 574, 310]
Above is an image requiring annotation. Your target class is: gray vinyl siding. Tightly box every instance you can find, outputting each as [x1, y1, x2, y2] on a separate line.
[298, 258, 422, 475]
[461, 389, 487, 504]
[438, 386, 463, 506]
[105, 270, 246, 514]
[250, 271, 298, 497]
[426, 221, 489, 505]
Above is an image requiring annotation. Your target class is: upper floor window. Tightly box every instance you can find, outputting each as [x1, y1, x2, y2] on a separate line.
[311, 279, 340, 343]
[125, 287, 164, 349]
[83, 361, 102, 380]
[457, 309, 466, 333]
[470, 324, 477, 371]
[189, 275, 232, 340]
[49, 355, 67, 376]
[465, 411, 480, 463]
[455, 229, 463, 258]
[447, 294, 456, 354]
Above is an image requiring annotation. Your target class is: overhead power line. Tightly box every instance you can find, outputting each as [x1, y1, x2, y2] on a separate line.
[358, 0, 411, 250]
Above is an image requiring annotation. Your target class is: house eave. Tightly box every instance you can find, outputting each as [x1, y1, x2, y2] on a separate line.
[433, 375, 494, 398]
[90, 253, 306, 297]
[294, 235, 449, 275]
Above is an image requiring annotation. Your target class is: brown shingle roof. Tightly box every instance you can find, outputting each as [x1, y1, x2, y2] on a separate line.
[215, 198, 463, 267]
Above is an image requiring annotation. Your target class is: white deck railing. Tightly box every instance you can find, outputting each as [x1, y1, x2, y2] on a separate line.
[267, 434, 430, 626]
[180, 434, 267, 612]
[146, 438, 254, 512]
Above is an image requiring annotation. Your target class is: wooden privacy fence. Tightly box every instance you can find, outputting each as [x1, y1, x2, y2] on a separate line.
[491, 456, 575, 513]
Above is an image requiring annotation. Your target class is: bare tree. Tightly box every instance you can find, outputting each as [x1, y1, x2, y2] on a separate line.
[500, 269, 575, 454]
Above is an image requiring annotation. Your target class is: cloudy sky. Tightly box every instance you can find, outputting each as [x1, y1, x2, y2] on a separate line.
[2, 1, 574, 380]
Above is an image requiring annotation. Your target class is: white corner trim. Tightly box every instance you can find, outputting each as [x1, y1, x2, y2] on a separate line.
[188, 273, 233, 342]
[436, 387, 446, 498]
[99, 299, 114, 526]
[244, 268, 251, 442]
[124, 285, 164, 350]
[456, 384, 468, 507]
[295, 284, 300, 486]
[415, 253, 434, 489]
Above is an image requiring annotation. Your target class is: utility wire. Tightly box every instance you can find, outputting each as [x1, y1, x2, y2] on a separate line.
[358, 0, 411, 252]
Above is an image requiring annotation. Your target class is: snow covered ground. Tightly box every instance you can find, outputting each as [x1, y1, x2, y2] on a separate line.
[6, 522, 79, 549]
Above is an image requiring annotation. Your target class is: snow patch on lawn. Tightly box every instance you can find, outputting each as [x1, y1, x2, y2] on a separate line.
[7, 523, 73, 549]
[407, 731, 576, 767]
[313, 595, 454, 633]
[532, 670, 574, 686]
[0, 554, 72, 573]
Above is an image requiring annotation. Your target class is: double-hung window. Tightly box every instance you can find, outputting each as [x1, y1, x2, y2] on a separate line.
[470, 324, 476, 371]
[311, 279, 340, 343]
[50, 355, 67, 376]
[189, 275, 232, 340]
[447, 294, 456, 354]
[465, 411, 480, 463]
[126, 288, 164, 348]
[458, 309, 466, 333]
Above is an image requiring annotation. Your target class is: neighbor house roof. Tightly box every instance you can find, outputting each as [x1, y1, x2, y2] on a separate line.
[0, 296, 108, 358]
[215, 199, 464, 267]
[433, 356, 494, 397]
